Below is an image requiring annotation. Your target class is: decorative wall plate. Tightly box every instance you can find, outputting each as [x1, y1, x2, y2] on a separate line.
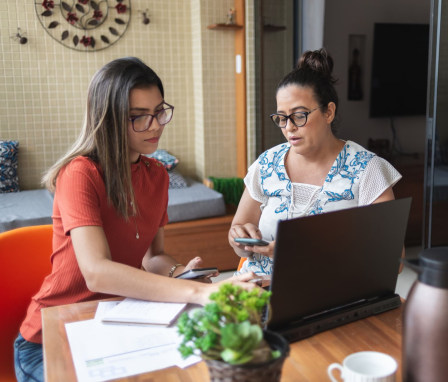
[35, 0, 131, 52]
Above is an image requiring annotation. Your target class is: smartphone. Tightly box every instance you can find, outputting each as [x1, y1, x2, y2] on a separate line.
[234, 238, 269, 246]
[175, 267, 218, 279]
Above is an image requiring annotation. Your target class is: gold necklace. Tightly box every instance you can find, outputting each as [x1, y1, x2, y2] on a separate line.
[130, 201, 139, 239]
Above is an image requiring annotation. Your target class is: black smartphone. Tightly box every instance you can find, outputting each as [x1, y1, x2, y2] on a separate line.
[234, 238, 269, 246]
[175, 267, 218, 279]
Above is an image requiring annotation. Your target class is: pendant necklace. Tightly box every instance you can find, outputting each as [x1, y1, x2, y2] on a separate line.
[130, 201, 140, 239]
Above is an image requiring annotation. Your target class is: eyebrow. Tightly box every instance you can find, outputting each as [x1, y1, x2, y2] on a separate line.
[276, 106, 309, 114]
[129, 101, 165, 113]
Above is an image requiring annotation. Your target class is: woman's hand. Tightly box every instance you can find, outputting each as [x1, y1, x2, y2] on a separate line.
[194, 271, 262, 305]
[229, 222, 260, 241]
[183, 256, 220, 283]
[229, 223, 275, 258]
[183, 256, 203, 271]
[250, 240, 275, 258]
[229, 223, 261, 255]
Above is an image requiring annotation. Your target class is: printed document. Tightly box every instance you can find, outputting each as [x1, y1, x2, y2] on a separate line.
[65, 300, 199, 382]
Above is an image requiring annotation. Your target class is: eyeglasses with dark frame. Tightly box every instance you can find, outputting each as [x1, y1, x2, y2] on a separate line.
[128, 102, 174, 132]
[270, 107, 321, 128]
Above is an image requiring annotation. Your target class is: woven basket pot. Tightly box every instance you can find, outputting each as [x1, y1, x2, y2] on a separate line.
[205, 330, 290, 382]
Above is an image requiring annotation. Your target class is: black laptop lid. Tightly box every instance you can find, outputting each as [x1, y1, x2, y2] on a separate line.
[267, 198, 411, 330]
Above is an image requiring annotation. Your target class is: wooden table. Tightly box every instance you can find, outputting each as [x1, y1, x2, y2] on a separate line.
[42, 300, 403, 381]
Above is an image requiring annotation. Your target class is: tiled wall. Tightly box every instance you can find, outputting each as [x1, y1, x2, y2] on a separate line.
[0, 0, 244, 189]
[260, 0, 294, 152]
[245, 1, 257, 164]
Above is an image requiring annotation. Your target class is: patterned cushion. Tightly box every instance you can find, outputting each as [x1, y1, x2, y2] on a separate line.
[146, 149, 179, 171]
[0, 140, 19, 193]
[168, 170, 188, 189]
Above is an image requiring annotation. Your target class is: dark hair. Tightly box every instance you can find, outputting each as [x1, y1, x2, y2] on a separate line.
[277, 48, 339, 133]
[44, 57, 164, 218]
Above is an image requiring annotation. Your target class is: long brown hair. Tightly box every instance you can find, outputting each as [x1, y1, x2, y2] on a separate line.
[42, 57, 164, 219]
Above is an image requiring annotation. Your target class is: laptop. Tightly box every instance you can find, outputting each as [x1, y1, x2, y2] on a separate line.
[266, 197, 411, 343]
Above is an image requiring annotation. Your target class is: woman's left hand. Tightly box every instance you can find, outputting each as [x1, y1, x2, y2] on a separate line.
[184, 256, 219, 283]
[184, 256, 203, 271]
[250, 241, 276, 258]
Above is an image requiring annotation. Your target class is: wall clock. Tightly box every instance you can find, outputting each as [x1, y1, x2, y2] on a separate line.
[35, 0, 131, 52]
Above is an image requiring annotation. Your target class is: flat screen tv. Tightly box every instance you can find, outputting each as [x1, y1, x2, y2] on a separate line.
[369, 23, 430, 118]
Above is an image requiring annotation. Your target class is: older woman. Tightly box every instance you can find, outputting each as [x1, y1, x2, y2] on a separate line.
[229, 48, 402, 276]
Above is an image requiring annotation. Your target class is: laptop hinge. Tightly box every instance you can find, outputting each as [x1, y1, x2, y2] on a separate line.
[267, 294, 401, 343]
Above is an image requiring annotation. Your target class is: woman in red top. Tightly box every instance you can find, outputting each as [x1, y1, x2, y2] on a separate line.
[14, 57, 256, 382]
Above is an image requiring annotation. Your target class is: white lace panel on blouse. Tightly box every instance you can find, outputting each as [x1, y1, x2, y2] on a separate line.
[359, 156, 402, 205]
[289, 182, 320, 218]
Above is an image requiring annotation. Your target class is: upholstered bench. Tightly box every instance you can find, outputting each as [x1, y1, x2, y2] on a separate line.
[0, 181, 237, 271]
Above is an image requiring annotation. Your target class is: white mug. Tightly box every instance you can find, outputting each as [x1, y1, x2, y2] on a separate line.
[327, 351, 397, 382]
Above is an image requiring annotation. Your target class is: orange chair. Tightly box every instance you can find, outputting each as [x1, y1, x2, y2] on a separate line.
[237, 257, 247, 271]
[0, 225, 53, 381]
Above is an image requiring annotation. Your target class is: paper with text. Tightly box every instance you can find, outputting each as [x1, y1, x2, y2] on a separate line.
[65, 318, 200, 382]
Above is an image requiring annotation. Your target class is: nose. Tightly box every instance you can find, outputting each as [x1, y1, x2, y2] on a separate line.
[285, 117, 297, 131]
[147, 117, 164, 132]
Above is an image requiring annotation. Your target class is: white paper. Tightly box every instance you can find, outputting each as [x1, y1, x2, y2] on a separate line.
[65, 318, 200, 382]
[94, 301, 120, 321]
[100, 298, 186, 325]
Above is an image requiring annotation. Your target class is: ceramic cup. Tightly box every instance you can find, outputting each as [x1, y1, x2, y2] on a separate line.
[327, 351, 397, 382]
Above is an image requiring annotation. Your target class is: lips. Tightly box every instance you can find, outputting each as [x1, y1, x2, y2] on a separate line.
[289, 136, 302, 145]
[145, 137, 159, 143]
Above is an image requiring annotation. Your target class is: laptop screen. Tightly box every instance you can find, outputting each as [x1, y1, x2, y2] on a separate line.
[267, 198, 411, 332]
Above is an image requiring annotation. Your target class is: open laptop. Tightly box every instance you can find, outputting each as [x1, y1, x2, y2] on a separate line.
[266, 197, 411, 343]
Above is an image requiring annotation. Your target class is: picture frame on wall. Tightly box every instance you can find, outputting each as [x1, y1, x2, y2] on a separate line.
[348, 34, 366, 101]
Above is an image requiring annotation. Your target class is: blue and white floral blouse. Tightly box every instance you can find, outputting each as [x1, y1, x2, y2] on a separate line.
[238, 140, 402, 276]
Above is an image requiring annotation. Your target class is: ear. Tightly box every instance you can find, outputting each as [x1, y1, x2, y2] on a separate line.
[324, 102, 336, 125]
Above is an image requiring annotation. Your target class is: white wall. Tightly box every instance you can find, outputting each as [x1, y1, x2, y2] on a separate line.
[324, 0, 431, 153]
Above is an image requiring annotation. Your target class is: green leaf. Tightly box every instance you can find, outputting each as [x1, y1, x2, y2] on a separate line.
[176, 283, 273, 364]
[221, 348, 253, 365]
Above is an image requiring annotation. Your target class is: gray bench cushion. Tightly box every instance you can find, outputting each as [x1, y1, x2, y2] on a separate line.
[167, 179, 226, 223]
[0, 189, 54, 232]
[0, 180, 225, 233]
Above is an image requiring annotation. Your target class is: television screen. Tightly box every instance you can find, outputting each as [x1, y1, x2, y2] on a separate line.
[369, 23, 430, 118]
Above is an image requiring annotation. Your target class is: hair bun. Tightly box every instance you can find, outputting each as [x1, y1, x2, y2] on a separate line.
[297, 48, 334, 78]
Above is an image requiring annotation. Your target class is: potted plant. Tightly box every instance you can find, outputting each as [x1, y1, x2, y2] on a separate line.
[176, 283, 290, 381]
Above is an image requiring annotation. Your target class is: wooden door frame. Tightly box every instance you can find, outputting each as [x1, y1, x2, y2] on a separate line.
[235, 0, 247, 178]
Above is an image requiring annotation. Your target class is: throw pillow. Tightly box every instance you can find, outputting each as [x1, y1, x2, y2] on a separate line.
[168, 170, 188, 189]
[0, 140, 19, 193]
[146, 149, 179, 171]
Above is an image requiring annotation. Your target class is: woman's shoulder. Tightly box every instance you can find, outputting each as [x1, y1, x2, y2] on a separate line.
[345, 140, 375, 156]
[59, 156, 102, 182]
[62, 156, 99, 172]
[257, 142, 289, 162]
[139, 156, 169, 186]
[140, 155, 168, 174]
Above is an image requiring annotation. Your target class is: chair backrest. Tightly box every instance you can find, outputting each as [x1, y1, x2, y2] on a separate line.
[237, 257, 246, 271]
[0, 225, 53, 381]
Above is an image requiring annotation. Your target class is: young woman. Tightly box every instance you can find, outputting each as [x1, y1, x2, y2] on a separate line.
[14, 57, 256, 382]
[229, 48, 403, 276]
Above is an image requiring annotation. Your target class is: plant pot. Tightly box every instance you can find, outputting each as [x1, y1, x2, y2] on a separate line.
[205, 330, 290, 382]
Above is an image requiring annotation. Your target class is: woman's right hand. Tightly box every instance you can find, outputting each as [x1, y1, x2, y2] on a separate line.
[229, 223, 261, 254]
[194, 271, 262, 305]
[229, 223, 275, 257]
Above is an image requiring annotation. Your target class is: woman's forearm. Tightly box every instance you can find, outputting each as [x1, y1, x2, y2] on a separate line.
[142, 252, 186, 277]
[84, 257, 209, 304]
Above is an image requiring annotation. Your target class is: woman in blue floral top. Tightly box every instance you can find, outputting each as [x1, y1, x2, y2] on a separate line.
[229, 48, 402, 276]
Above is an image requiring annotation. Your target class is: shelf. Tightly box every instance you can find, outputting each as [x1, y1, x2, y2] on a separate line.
[207, 23, 243, 30]
[263, 24, 286, 32]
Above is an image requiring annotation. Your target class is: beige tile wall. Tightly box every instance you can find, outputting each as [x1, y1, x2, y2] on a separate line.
[245, 0, 257, 164]
[0, 0, 247, 190]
